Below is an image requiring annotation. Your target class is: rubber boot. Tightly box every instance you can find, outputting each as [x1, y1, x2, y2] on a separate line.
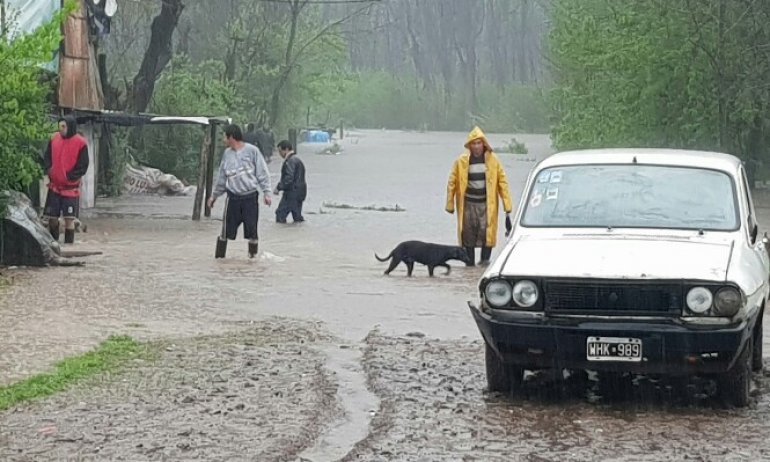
[248, 241, 259, 258]
[215, 239, 227, 259]
[49, 225, 60, 242]
[64, 229, 75, 244]
[464, 247, 476, 267]
[480, 246, 492, 265]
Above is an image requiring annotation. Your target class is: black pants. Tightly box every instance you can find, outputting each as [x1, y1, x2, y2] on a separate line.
[276, 192, 305, 223]
[225, 191, 259, 240]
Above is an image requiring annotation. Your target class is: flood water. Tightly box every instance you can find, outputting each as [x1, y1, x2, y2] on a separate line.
[4, 130, 770, 461]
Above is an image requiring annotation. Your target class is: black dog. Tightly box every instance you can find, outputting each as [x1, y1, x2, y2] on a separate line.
[375, 241, 471, 276]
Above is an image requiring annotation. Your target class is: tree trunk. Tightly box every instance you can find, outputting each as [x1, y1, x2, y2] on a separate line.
[269, 0, 302, 127]
[130, 0, 185, 113]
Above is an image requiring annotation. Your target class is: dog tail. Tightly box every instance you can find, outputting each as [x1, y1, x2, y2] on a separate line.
[374, 251, 392, 262]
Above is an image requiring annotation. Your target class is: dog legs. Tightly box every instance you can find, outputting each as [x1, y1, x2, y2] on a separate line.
[406, 261, 415, 277]
[428, 264, 451, 277]
[384, 257, 402, 275]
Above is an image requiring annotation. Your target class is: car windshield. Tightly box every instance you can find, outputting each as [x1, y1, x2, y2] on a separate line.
[521, 164, 739, 231]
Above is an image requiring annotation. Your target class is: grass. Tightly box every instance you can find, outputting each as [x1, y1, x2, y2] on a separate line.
[0, 335, 145, 411]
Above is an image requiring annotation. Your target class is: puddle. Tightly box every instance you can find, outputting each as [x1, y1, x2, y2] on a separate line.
[297, 343, 379, 462]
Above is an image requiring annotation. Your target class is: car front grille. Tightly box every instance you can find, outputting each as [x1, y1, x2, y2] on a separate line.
[543, 280, 682, 315]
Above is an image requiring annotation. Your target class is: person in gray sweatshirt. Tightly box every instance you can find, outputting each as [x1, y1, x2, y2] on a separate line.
[207, 124, 272, 258]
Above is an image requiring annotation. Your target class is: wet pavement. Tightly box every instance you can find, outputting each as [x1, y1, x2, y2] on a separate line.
[3, 130, 770, 461]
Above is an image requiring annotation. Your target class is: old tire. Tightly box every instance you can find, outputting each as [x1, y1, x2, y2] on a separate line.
[485, 343, 523, 393]
[753, 313, 764, 372]
[718, 338, 752, 408]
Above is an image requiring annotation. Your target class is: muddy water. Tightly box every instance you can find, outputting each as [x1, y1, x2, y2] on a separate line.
[92, 131, 549, 338]
[5, 130, 770, 460]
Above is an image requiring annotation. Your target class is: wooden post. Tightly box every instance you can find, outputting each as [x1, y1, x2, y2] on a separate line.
[204, 123, 217, 218]
[289, 127, 298, 152]
[192, 125, 211, 221]
[340, 119, 344, 140]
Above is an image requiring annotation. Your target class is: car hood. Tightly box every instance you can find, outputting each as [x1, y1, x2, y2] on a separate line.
[499, 235, 734, 281]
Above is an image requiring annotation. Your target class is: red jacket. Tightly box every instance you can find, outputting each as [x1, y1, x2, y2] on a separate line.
[46, 132, 88, 198]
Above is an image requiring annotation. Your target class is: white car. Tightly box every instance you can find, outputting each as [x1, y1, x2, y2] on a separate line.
[470, 148, 770, 407]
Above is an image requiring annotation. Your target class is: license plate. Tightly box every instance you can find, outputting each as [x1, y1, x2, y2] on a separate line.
[586, 337, 642, 362]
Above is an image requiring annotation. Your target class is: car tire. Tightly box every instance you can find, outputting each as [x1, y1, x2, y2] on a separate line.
[485, 343, 523, 393]
[718, 338, 752, 408]
[752, 313, 764, 372]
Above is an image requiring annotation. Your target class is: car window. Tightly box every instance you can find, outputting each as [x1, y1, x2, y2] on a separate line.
[521, 164, 739, 231]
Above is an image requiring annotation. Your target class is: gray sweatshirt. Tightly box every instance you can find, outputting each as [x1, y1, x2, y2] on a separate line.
[212, 143, 271, 198]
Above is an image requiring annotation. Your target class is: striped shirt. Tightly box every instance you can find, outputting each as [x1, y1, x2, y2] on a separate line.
[465, 154, 486, 203]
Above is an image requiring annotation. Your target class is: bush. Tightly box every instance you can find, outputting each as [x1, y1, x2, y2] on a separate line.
[0, 7, 69, 195]
[134, 56, 238, 183]
[501, 137, 529, 154]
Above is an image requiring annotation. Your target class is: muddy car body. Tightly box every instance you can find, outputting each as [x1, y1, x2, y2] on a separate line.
[470, 148, 770, 406]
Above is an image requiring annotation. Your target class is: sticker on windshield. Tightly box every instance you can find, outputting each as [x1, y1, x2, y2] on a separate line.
[530, 191, 543, 208]
[550, 171, 562, 183]
[546, 188, 559, 201]
[538, 172, 551, 183]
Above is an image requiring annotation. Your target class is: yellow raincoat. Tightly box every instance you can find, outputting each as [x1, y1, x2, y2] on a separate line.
[445, 127, 513, 247]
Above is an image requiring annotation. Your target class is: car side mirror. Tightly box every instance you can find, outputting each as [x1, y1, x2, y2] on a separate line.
[750, 223, 759, 244]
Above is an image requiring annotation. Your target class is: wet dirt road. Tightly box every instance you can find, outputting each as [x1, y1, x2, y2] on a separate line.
[3, 130, 770, 461]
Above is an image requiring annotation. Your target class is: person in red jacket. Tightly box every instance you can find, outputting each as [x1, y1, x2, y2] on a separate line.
[43, 115, 89, 244]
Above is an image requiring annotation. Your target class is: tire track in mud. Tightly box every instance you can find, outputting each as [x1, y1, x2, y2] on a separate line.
[0, 320, 341, 462]
[347, 333, 770, 462]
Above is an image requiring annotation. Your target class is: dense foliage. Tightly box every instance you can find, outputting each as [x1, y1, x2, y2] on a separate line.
[0, 6, 68, 195]
[549, 0, 770, 181]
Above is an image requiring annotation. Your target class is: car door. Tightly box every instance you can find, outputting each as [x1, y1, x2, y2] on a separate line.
[740, 166, 770, 289]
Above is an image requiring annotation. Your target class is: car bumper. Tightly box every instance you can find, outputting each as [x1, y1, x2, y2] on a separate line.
[470, 303, 752, 375]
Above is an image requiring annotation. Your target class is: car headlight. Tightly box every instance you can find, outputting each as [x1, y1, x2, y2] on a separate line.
[686, 287, 713, 314]
[512, 280, 539, 308]
[713, 287, 742, 317]
[485, 280, 512, 308]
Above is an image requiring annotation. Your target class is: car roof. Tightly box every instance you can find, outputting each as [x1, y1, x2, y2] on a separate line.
[537, 148, 743, 174]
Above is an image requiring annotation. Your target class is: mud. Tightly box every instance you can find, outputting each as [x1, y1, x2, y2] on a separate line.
[0, 319, 341, 462]
[345, 333, 770, 462]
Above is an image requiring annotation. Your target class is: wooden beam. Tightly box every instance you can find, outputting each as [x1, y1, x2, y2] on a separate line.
[204, 124, 217, 218]
[192, 125, 211, 221]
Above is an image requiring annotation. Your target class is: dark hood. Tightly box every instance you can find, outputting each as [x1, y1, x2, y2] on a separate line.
[59, 115, 78, 138]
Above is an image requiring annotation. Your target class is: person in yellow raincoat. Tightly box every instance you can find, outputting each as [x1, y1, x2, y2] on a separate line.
[446, 126, 513, 266]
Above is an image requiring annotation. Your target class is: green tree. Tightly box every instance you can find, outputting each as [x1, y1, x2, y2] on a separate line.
[0, 5, 70, 194]
[136, 56, 238, 182]
[549, 0, 770, 182]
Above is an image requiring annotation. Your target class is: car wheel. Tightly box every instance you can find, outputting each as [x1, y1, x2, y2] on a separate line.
[718, 338, 752, 408]
[485, 343, 523, 393]
[752, 313, 764, 372]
